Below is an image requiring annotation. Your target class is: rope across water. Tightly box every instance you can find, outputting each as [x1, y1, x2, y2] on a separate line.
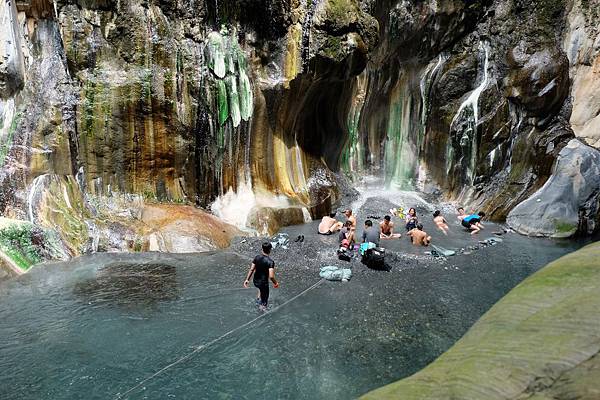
[115, 279, 325, 399]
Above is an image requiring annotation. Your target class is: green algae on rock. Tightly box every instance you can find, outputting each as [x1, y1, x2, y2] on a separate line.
[361, 241, 600, 400]
[0, 218, 66, 274]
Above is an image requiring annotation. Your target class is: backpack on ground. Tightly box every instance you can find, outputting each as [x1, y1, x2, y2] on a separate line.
[361, 246, 385, 269]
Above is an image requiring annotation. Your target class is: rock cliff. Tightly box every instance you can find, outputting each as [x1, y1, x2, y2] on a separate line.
[0, 0, 599, 263]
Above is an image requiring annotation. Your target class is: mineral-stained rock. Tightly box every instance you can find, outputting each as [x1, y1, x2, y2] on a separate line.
[0, 0, 25, 99]
[569, 55, 600, 149]
[2, 0, 600, 251]
[246, 206, 307, 236]
[361, 241, 600, 399]
[507, 139, 600, 237]
[505, 42, 570, 119]
[140, 204, 244, 252]
[564, 0, 600, 149]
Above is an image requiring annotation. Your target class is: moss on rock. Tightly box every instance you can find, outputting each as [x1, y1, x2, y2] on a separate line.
[0, 218, 66, 272]
[362, 242, 600, 399]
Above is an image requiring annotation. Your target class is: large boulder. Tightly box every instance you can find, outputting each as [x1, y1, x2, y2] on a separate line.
[246, 206, 307, 236]
[362, 241, 600, 399]
[507, 139, 600, 237]
[140, 204, 244, 252]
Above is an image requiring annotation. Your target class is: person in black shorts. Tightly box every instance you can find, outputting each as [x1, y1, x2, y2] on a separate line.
[243, 242, 279, 308]
[461, 211, 486, 235]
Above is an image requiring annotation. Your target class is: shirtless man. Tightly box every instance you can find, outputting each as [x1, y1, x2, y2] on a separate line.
[344, 209, 357, 229]
[380, 215, 401, 239]
[318, 212, 343, 235]
[408, 224, 431, 246]
[433, 210, 449, 235]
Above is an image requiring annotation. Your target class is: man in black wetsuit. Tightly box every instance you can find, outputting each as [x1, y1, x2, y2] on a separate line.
[243, 242, 279, 308]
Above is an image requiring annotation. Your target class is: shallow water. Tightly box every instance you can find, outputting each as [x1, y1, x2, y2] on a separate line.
[0, 214, 587, 400]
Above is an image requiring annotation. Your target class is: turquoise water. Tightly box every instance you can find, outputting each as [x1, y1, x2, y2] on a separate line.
[0, 226, 585, 400]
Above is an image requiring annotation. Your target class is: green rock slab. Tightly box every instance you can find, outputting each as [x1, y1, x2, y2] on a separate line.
[362, 242, 600, 400]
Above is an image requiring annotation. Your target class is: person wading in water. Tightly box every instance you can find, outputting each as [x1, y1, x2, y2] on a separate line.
[243, 242, 279, 309]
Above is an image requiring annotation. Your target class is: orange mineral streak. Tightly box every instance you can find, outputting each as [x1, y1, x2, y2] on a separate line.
[140, 204, 244, 250]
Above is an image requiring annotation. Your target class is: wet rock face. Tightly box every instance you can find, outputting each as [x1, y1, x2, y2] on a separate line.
[0, 0, 379, 234]
[372, 0, 491, 63]
[564, 0, 600, 149]
[0, 0, 25, 98]
[505, 42, 570, 119]
[0, 0, 599, 253]
[347, 0, 585, 223]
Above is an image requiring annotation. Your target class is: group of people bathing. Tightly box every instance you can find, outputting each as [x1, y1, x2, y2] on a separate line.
[243, 206, 487, 309]
[318, 206, 487, 248]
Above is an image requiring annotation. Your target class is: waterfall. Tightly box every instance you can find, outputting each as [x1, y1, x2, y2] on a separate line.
[415, 54, 445, 189]
[451, 42, 490, 128]
[211, 182, 291, 229]
[292, 143, 307, 190]
[342, 73, 368, 173]
[384, 83, 415, 188]
[375, 52, 448, 189]
[0, 99, 16, 166]
[447, 41, 491, 184]
[28, 174, 49, 223]
[504, 102, 525, 175]
[420, 54, 445, 127]
[301, 0, 319, 70]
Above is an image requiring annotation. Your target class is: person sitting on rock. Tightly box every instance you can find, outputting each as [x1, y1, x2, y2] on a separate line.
[461, 211, 486, 235]
[318, 212, 343, 235]
[361, 219, 380, 246]
[433, 210, 450, 235]
[380, 215, 401, 239]
[344, 209, 357, 229]
[408, 224, 432, 246]
[405, 207, 418, 231]
[339, 220, 355, 245]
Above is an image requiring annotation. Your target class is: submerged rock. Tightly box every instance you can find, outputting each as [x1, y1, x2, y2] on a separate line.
[362, 241, 600, 399]
[507, 139, 600, 237]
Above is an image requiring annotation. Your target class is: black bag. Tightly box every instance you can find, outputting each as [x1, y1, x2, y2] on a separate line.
[361, 247, 385, 269]
[337, 247, 351, 262]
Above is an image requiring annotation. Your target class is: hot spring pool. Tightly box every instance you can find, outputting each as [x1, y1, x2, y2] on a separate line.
[0, 225, 585, 400]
